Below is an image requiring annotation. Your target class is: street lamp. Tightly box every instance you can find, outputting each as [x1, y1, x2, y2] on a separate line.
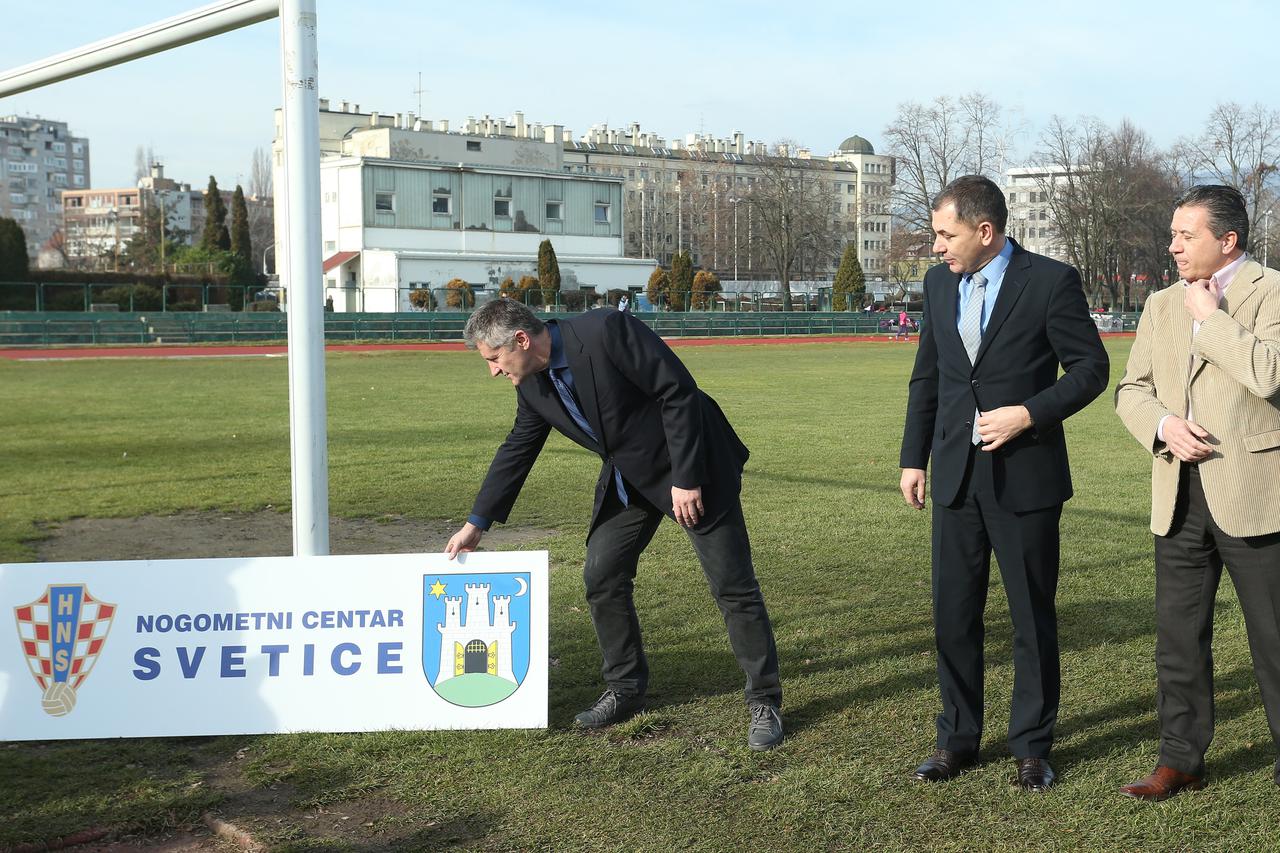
[1265, 208, 1272, 268]
[262, 242, 276, 275]
[728, 196, 740, 285]
[105, 208, 120, 271]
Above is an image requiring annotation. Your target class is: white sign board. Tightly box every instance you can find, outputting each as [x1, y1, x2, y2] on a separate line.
[0, 552, 548, 740]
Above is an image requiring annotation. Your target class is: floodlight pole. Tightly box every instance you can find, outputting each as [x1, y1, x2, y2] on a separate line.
[0, 0, 330, 557]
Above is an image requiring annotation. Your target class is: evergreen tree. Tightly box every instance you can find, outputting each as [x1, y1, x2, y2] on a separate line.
[201, 176, 230, 252]
[691, 269, 722, 310]
[832, 241, 866, 311]
[230, 184, 253, 265]
[646, 267, 669, 308]
[0, 217, 30, 281]
[537, 239, 561, 306]
[670, 250, 694, 311]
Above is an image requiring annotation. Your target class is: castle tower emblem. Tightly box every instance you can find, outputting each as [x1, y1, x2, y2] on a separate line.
[422, 573, 530, 708]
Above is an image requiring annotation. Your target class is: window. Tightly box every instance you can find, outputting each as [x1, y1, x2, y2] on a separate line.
[1008, 192, 1016, 203]
[73, 159, 84, 172]
[494, 198, 511, 217]
[325, 240, 336, 251]
[72, 174, 84, 186]
[594, 202, 611, 223]
[375, 191, 394, 212]
[545, 201, 562, 220]
[433, 192, 451, 214]
[466, 140, 481, 152]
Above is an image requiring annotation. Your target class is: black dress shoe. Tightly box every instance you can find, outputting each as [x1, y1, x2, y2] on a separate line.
[913, 749, 977, 782]
[1015, 757, 1057, 791]
[573, 690, 644, 729]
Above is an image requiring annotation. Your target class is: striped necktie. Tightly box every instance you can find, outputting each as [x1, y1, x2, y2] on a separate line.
[960, 272, 987, 444]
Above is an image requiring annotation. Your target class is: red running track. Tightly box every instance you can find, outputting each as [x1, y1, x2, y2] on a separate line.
[0, 332, 1134, 361]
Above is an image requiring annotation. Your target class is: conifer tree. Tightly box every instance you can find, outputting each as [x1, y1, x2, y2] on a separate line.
[537, 239, 561, 306]
[230, 184, 253, 264]
[832, 241, 866, 311]
[201, 176, 230, 252]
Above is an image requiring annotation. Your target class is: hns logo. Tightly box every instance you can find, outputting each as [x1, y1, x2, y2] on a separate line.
[422, 573, 530, 708]
[14, 584, 116, 716]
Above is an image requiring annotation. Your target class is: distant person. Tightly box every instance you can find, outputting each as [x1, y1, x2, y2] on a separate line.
[899, 175, 1108, 791]
[617, 294, 630, 313]
[445, 299, 784, 750]
[896, 309, 910, 340]
[1115, 185, 1280, 801]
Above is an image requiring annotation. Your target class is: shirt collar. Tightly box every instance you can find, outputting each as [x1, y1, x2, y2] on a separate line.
[974, 238, 1013, 283]
[1208, 253, 1249, 294]
[546, 322, 568, 371]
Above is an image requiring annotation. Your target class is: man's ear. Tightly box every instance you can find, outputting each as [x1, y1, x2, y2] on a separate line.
[512, 330, 530, 350]
[1221, 231, 1239, 254]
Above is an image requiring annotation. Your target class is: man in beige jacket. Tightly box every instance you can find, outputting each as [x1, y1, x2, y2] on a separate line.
[1116, 184, 1280, 800]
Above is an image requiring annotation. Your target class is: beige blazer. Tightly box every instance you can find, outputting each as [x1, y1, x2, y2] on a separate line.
[1115, 259, 1280, 537]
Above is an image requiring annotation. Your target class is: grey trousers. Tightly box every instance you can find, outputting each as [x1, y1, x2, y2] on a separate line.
[581, 488, 782, 707]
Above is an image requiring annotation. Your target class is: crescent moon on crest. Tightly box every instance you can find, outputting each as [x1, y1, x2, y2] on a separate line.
[515, 576, 529, 597]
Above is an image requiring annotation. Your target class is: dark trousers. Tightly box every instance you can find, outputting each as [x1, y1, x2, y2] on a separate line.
[582, 488, 782, 707]
[1153, 464, 1280, 777]
[931, 446, 1062, 758]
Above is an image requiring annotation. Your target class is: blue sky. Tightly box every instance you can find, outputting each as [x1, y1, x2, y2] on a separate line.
[2, 0, 1276, 190]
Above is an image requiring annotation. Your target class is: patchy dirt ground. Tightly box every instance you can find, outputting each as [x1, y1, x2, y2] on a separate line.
[32, 511, 557, 562]
[22, 511, 557, 852]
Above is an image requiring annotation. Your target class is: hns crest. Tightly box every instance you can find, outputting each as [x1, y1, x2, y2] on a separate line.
[422, 573, 530, 707]
[14, 584, 116, 717]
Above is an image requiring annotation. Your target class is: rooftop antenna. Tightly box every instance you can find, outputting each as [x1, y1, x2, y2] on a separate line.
[413, 71, 427, 116]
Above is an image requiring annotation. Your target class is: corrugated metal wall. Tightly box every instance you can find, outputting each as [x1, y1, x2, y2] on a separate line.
[362, 164, 620, 238]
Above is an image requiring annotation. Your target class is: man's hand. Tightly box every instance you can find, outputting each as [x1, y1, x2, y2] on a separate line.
[671, 485, 704, 528]
[444, 522, 484, 559]
[1184, 278, 1221, 324]
[900, 468, 926, 510]
[978, 405, 1033, 451]
[1163, 416, 1214, 463]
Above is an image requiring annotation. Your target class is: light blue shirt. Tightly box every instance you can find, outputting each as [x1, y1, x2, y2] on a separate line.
[955, 239, 1014, 333]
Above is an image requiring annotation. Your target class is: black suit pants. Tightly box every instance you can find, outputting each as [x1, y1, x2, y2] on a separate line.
[931, 445, 1062, 758]
[581, 487, 782, 706]
[1153, 463, 1280, 777]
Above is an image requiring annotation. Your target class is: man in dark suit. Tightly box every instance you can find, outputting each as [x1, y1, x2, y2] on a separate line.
[899, 175, 1109, 790]
[445, 298, 783, 749]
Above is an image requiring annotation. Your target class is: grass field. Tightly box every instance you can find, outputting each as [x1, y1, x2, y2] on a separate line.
[1, 338, 1277, 851]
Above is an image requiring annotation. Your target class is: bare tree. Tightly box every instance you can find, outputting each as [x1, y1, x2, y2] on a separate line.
[133, 145, 157, 182]
[1174, 102, 1280, 254]
[883, 93, 1020, 233]
[1034, 116, 1180, 309]
[739, 143, 841, 310]
[250, 146, 274, 200]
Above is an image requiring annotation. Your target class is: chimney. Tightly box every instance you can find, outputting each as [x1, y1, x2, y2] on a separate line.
[630, 122, 640, 146]
[545, 124, 563, 144]
[514, 111, 525, 137]
[337, 100, 348, 112]
[439, 119, 448, 132]
[370, 111, 379, 126]
[562, 129, 572, 143]
[319, 98, 330, 111]
[150, 162, 164, 180]
[733, 131, 744, 154]
[406, 111, 416, 127]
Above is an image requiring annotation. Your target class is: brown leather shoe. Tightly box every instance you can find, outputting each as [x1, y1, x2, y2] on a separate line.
[1119, 766, 1205, 801]
[912, 748, 977, 782]
[1015, 757, 1057, 791]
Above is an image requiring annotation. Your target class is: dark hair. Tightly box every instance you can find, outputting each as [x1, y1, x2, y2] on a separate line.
[462, 297, 545, 349]
[932, 175, 1008, 233]
[1174, 184, 1250, 251]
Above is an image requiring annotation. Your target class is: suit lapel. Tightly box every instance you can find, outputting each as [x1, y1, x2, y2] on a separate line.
[973, 245, 1029, 368]
[932, 268, 966, 360]
[559, 321, 608, 451]
[1189, 259, 1261, 383]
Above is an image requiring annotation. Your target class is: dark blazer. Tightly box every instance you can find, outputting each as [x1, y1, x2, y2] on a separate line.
[471, 308, 750, 534]
[900, 239, 1109, 511]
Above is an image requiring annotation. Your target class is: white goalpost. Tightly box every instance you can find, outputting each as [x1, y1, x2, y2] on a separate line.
[0, 0, 331, 556]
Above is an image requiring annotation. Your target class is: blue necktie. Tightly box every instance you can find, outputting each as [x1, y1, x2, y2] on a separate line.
[548, 366, 628, 505]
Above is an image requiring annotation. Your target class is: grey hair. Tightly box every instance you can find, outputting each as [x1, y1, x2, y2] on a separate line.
[1175, 184, 1250, 251]
[462, 298, 546, 349]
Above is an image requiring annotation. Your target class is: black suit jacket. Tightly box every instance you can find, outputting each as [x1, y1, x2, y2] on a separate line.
[900, 240, 1109, 511]
[471, 308, 749, 535]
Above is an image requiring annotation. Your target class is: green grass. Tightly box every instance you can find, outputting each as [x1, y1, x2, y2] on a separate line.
[1, 339, 1276, 851]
